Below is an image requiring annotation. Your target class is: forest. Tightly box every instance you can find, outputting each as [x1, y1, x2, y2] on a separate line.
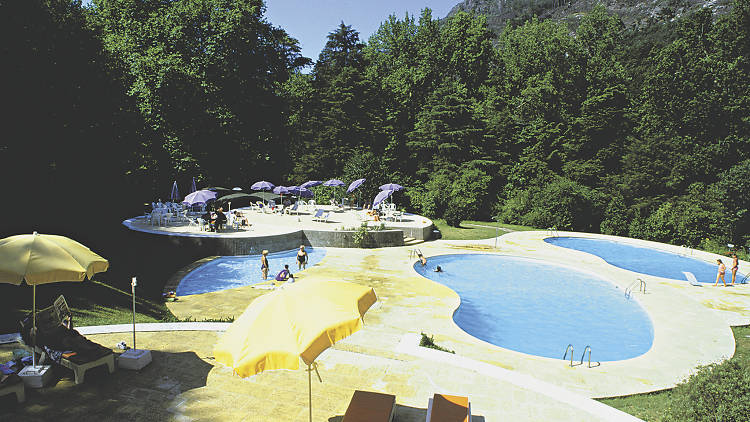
[2, 0, 749, 255]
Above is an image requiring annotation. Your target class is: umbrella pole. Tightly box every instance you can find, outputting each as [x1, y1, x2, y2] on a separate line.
[308, 363, 312, 422]
[32, 285, 36, 368]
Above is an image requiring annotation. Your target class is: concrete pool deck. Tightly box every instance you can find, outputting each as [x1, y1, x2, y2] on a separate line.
[4, 231, 748, 421]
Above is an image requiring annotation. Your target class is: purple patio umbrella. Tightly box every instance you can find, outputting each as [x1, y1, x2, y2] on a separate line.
[251, 180, 275, 191]
[323, 179, 345, 203]
[190, 177, 197, 194]
[347, 178, 366, 208]
[301, 180, 323, 188]
[373, 190, 394, 208]
[170, 181, 180, 202]
[346, 178, 366, 194]
[183, 189, 217, 205]
[273, 186, 289, 205]
[379, 183, 403, 191]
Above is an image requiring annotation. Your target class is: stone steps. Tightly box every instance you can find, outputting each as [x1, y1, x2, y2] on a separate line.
[403, 237, 423, 246]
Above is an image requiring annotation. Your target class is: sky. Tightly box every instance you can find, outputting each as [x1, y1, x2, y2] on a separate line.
[264, 0, 459, 64]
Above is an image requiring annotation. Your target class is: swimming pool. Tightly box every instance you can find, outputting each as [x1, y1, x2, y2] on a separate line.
[414, 254, 654, 361]
[545, 237, 745, 284]
[177, 247, 326, 296]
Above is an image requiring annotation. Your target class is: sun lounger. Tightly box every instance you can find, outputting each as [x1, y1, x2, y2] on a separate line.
[426, 393, 471, 422]
[20, 296, 116, 385]
[682, 271, 703, 286]
[342, 390, 396, 422]
[311, 209, 324, 221]
[0, 374, 25, 403]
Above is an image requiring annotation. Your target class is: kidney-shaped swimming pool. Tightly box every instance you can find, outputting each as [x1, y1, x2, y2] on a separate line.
[545, 237, 745, 284]
[414, 254, 654, 361]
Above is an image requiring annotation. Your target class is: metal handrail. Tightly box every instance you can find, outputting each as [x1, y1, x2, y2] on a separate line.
[625, 278, 646, 298]
[563, 344, 574, 367]
[580, 345, 601, 368]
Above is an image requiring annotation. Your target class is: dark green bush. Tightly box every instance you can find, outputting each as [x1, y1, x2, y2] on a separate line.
[664, 360, 750, 421]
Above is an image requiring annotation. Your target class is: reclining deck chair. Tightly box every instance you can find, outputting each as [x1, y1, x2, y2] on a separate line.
[682, 271, 703, 286]
[20, 296, 115, 384]
[342, 390, 396, 422]
[426, 393, 471, 422]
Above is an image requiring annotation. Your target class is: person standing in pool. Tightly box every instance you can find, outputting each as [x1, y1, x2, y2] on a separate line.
[730, 253, 739, 285]
[715, 259, 727, 286]
[261, 250, 270, 280]
[296, 245, 308, 270]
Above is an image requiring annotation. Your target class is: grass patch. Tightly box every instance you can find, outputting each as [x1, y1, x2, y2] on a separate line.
[598, 325, 750, 421]
[420, 332, 455, 354]
[433, 219, 536, 240]
[0, 279, 176, 332]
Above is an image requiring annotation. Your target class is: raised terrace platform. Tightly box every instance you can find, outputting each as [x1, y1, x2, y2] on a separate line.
[122, 205, 434, 254]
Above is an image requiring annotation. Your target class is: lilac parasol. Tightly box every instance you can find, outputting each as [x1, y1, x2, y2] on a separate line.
[372, 190, 394, 208]
[183, 189, 217, 205]
[251, 181, 275, 191]
[170, 181, 180, 202]
[288, 186, 314, 199]
[346, 178, 366, 194]
[273, 186, 289, 204]
[301, 180, 323, 188]
[322, 179, 345, 187]
[379, 183, 403, 191]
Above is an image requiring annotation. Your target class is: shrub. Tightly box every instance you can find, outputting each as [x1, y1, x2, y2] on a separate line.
[420, 333, 455, 354]
[664, 360, 750, 421]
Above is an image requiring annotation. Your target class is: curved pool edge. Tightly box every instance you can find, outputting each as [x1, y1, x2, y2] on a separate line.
[410, 252, 655, 363]
[414, 236, 739, 397]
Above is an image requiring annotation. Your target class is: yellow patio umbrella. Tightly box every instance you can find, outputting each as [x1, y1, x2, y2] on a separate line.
[214, 279, 377, 422]
[0, 232, 109, 366]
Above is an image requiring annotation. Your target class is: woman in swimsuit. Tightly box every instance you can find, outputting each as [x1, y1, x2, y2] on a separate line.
[715, 259, 727, 286]
[296, 245, 308, 270]
[731, 253, 739, 285]
[261, 250, 270, 280]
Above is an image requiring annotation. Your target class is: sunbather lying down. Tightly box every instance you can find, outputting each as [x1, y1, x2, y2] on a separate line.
[19, 300, 111, 365]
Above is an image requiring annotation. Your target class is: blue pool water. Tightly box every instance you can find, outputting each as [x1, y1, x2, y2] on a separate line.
[545, 237, 745, 284]
[177, 248, 326, 296]
[414, 254, 654, 361]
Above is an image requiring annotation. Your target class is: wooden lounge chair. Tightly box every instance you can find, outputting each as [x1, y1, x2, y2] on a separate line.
[426, 393, 471, 422]
[342, 390, 395, 422]
[22, 296, 115, 385]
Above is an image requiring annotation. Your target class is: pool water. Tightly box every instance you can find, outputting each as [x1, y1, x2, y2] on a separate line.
[414, 254, 654, 361]
[177, 248, 326, 296]
[545, 237, 745, 284]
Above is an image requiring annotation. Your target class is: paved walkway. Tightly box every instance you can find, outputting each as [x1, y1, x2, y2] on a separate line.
[3, 230, 748, 421]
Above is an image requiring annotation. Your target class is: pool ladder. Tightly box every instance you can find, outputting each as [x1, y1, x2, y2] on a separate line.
[625, 278, 646, 298]
[563, 344, 601, 368]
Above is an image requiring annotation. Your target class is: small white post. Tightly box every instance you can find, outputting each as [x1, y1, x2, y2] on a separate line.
[131, 277, 137, 351]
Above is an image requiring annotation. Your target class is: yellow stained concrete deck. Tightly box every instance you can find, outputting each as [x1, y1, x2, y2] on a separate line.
[5, 231, 746, 421]
[161, 230, 748, 419]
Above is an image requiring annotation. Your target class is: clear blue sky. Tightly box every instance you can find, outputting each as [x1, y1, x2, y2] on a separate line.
[264, 0, 459, 63]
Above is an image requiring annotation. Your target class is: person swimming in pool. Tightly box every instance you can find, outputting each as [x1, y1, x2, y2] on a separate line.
[260, 250, 269, 280]
[715, 259, 727, 286]
[296, 245, 308, 270]
[730, 253, 739, 285]
[434, 265, 443, 272]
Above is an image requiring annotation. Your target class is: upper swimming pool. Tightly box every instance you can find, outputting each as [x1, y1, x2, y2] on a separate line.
[177, 247, 326, 296]
[414, 254, 654, 361]
[545, 237, 745, 284]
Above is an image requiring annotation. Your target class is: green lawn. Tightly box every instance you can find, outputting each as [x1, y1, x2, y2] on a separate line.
[598, 325, 750, 421]
[0, 279, 176, 333]
[433, 219, 536, 240]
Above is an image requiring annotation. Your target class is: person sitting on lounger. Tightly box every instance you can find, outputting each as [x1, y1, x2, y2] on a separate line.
[234, 210, 249, 227]
[275, 265, 294, 284]
[213, 207, 227, 231]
